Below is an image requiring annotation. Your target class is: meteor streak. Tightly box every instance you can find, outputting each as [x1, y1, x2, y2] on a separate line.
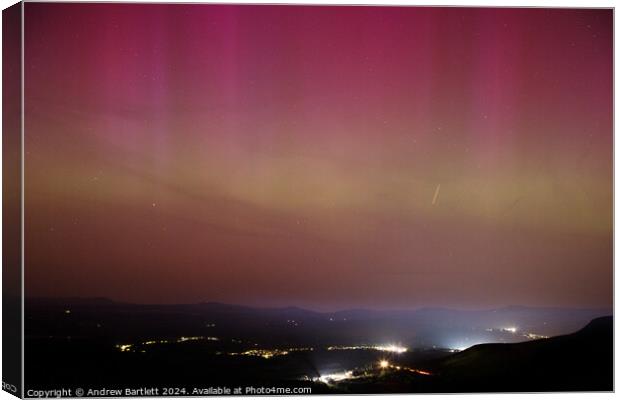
[432, 184, 441, 205]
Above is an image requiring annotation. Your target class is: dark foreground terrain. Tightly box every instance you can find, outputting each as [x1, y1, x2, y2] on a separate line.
[429, 315, 612, 392]
[25, 299, 612, 394]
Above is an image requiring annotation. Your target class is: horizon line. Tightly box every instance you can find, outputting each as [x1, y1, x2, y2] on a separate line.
[23, 296, 614, 314]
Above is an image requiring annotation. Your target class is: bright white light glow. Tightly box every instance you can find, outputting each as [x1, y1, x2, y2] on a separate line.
[314, 371, 354, 383]
[375, 344, 408, 353]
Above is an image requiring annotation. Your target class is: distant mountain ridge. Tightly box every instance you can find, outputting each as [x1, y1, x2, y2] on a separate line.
[26, 297, 611, 346]
[25, 297, 612, 316]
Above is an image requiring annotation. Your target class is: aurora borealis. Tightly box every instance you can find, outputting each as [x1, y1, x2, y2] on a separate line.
[23, 4, 612, 310]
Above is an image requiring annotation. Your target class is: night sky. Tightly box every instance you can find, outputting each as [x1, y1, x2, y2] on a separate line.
[24, 4, 612, 310]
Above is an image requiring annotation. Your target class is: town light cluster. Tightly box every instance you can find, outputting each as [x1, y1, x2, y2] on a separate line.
[116, 336, 219, 352]
[327, 344, 408, 353]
